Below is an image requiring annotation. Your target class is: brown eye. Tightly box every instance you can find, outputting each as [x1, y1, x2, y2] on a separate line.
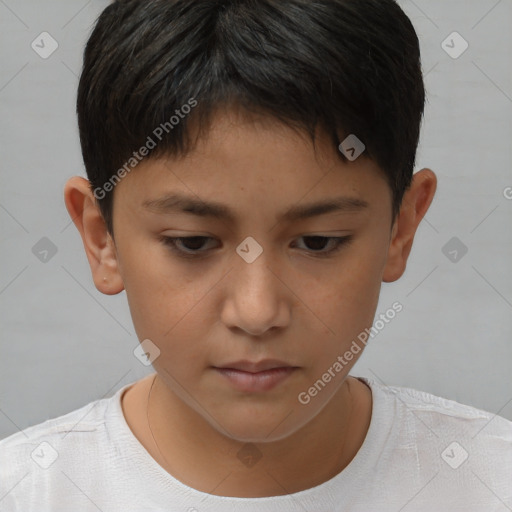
[292, 236, 352, 256]
[161, 236, 216, 258]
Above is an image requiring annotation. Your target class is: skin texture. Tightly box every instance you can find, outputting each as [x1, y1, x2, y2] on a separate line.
[64, 108, 437, 497]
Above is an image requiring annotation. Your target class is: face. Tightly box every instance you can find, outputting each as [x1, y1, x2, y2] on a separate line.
[110, 109, 395, 442]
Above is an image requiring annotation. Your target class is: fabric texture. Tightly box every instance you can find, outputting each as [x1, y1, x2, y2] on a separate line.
[1, 376, 511, 511]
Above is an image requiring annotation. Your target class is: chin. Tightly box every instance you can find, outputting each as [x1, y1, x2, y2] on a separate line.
[213, 409, 311, 444]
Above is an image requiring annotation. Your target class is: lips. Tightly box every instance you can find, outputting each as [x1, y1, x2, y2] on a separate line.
[213, 360, 298, 392]
[215, 359, 294, 373]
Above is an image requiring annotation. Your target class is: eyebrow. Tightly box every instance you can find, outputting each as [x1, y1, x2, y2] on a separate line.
[142, 192, 369, 223]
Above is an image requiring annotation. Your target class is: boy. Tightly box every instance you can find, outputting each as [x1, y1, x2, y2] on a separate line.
[1, 0, 511, 510]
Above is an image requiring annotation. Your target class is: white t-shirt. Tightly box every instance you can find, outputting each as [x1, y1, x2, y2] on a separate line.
[1, 376, 511, 511]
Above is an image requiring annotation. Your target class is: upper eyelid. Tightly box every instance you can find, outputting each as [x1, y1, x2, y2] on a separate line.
[163, 232, 350, 238]
[164, 234, 348, 242]
[162, 234, 351, 252]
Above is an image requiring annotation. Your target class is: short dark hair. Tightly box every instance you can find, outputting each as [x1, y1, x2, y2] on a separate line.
[77, 0, 425, 236]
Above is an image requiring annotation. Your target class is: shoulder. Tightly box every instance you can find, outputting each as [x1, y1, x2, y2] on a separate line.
[375, 379, 512, 432]
[0, 391, 111, 450]
[0, 386, 125, 509]
[355, 377, 512, 506]
[360, 377, 512, 501]
[365, 377, 512, 441]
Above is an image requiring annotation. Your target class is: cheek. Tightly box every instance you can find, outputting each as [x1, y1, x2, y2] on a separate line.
[299, 238, 386, 346]
[119, 242, 206, 338]
[124, 265, 212, 379]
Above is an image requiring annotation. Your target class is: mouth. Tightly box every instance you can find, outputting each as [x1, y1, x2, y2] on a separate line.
[213, 360, 298, 392]
[215, 359, 295, 373]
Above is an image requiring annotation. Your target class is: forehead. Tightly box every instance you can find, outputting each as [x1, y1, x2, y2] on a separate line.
[186, 107, 339, 168]
[113, 108, 390, 222]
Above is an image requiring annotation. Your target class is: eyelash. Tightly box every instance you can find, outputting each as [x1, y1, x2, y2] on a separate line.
[160, 235, 353, 259]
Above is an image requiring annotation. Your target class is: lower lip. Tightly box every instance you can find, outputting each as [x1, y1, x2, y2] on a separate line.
[214, 367, 296, 392]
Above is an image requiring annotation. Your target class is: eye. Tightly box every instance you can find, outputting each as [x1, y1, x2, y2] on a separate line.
[160, 235, 352, 259]
[160, 236, 216, 258]
[292, 235, 353, 257]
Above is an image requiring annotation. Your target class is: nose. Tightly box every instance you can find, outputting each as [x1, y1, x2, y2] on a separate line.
[220, 251, 290, 337]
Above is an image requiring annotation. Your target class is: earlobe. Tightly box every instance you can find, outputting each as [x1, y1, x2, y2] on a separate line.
[63, 176, 124, 295]
[382, 168, 437, 283]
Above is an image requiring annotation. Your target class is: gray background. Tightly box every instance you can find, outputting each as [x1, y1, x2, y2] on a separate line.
[1, 0, 511, 441]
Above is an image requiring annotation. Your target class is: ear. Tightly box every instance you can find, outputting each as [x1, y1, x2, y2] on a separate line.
[382, 168, 437, 283]
[63, 176, 124, 295]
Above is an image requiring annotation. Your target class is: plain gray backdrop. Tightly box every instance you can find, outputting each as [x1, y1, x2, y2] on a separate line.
[1, 0, 511, 441]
